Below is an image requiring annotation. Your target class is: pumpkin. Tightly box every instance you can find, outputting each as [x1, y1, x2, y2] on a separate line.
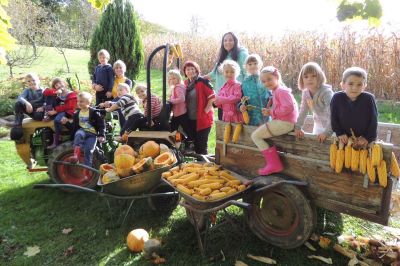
[117, 167, 133, 178]
[132, 157, 153, 174]
[99, 163, 114, 175]
[126, 228, 149, 252]
[139, 141, 160, 158]
[114, 154, 135, 169]
[154, 152, 174, 168]
[159, 143, 170, 154]
[114, 144, 136, 157]
[102, 170, 119, 184]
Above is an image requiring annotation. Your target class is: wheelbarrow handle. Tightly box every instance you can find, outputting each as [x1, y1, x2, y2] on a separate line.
[33, 183, 98, 193]
[53, 161, 101, 174]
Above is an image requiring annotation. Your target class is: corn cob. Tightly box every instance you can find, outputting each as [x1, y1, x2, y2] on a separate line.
[224, 123, 232, 144]
[227, 180, 242, 186]
[220, 187, 232, 192]
[211, 189, 221, 195]
[192, 194, 205, 201]
[220, 171, 236, 180]
[391, 152, 400, 178]
[196, 187, 212, 196]
[367, 156, 376, 183]
[226, 188, 237, 196]
[176, 184, 194, 195]
[371, 142, 382, 167]
[237, 184, 246, 191]
[330, 138, 338, 169]
[359, 149, 368, 175]
[242, 110, 250, 125]
[187, 179, 212, 188]
[377, 160, 387, 188]
[206, 192, 227, 201]
[344, 138, 353, 169]
[351, 148, 360, 172]
[199, 182, 223, 189]
[335, 141, 345, 174]
[232, 124, 243, 143]
[175, 44, 183, 58]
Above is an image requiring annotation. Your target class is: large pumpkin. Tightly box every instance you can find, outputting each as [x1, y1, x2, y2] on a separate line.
[154, 152, 174, 168]
[139, 141, 160, 158]
[116, 167, 133, 178]
[114, 154, 135, 169]
[126, 229, 149, 252]
[114, 144, 136, 157]
[132, 157, 153, 174]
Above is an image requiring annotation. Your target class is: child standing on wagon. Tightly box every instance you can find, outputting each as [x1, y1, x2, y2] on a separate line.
[238, 54, 272, 126]
[295, 62, 334, 142]
[92, 49, 114, 105]
[251, 66, 298, 175]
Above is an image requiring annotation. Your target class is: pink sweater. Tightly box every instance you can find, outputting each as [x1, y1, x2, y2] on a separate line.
[270, 86, 298, 124]
[169, 83, 187, 117]
[215, 79, 243, 123]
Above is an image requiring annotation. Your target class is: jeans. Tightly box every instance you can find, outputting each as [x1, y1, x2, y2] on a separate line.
[120, 113, 146, 136]
[73, 129, 97, 166]
[170, 113, 191, 137]
[14, 100, 44, 124]
[54, 112, 67, 134]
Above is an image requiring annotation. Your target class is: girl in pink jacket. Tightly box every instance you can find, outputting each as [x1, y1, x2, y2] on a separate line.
[215, 60, 243, 143]
[251, 66, 299, 175]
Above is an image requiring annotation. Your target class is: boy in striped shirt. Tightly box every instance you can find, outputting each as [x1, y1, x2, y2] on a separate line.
[105, 83, 145, 136]
[135, 84, 162, 127]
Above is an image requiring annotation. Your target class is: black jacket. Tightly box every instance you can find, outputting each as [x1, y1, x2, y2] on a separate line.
[71, 107, 105, 138]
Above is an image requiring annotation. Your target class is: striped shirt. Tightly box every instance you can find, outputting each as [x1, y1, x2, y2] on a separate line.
[143, 94, 162, 119]
[116, 94, 141, 119]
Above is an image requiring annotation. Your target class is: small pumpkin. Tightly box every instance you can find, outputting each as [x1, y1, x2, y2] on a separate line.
[159, 143, 170, 154]
[132, 157, 153, 174]
[99, 163, 114, 175]
[126, 228, 149, 252]
[102, 170, 119, 184]
[139, 141, 160, 158]
[114, 154, 135, 169]
[117, 167, 133, 178]
[114, 144, 136, 157]
[154, 152, 174, 168]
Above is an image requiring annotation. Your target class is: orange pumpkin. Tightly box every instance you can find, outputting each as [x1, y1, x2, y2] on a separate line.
[114, 154, 135, 169]
[126, 229, 149, 252]
[139, 141, 160, 158]
[99, 163, 115, 174]
[114, 144, 136, 157]
[154, 152, 174, 168]
[116, 167, 133, 178]
[132, 157, 153, 174]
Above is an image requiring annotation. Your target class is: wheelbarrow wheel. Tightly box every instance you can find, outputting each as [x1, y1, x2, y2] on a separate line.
[147, 182, 180, 213]
[47, 141, 102, 189]
[245, 180, 314, 249]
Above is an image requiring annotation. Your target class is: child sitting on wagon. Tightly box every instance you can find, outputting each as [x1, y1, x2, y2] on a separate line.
[135, 84, 162, 128]
[251, 66, 298, 175]
[330, 67, 378, 147]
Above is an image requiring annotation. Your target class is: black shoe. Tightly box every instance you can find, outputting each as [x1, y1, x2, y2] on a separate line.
[6, 121, 21, 128]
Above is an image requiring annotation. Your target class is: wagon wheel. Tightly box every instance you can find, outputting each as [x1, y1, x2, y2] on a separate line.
[47, 141, 102, 189]
[147, 182, 180, 213]
[245, 179, 314, 249]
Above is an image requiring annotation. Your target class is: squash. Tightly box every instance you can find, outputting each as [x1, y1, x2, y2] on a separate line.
[132, 157, 153, 174]
[114, 154, 135, 169]
[159, 143, 170, 154]
[114, 144, 136, 157]
[139, 141, 160, 158]
[117, 167, 133, 178]
[154, 152, 174, 168]
[102, 170, 119, 184]
[99, 163, 114, 175]
[126, 229, 149, 252]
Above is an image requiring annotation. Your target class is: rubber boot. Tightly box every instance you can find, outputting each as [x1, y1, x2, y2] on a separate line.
[70, 146, 81, 164]
[48, 133, 60, 149]
[258, 146, 283, 176]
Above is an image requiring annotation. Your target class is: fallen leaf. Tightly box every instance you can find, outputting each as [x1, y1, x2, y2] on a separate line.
[63, 246, 74, 257]
[24, 246, 40, 257]
[304, 241, 316, 251]
[235, 261, 248, 266]
[105, 229, 109, 236]
[308, 255, 333, 264]
[62, 228, 72, 235]
[247, 254, 277, 264]
[319, 236, 332, 249]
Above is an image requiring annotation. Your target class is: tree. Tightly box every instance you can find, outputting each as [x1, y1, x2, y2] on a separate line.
[88, 0, 144, 81]
[50, 18, 72, 73]
[337, 0, 383, 26]
[6, 46, 40, 77]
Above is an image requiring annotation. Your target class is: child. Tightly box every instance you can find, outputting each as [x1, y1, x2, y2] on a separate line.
[331, 67, 377, 148]
[44, 80, 78, 149]
[105, 83, 144, 137]
[168, 69, 190, 134]
[295, 62, 334, 142]
[238, 54, 272, 126]
[70, 92, 105, 167]
[251, 66, 299, 175]
[8, 73, 44, 127]
[215, 60, 243, 123]
[92, 49, 115, 105]
[135, 84, 162, 127]
[43, 77, 64, 121]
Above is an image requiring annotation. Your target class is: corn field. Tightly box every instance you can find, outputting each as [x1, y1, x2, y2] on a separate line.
[143, 27, 400, 100]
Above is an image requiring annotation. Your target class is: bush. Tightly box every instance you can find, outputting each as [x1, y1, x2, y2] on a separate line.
[0, 98, 15, 117]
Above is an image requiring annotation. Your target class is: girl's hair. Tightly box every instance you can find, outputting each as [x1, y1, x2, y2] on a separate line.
[215, 32, 240, 67]
[51, 77, 63, 88]
[245, 54, 263, 67]
[135, 84, 147, 92]
[183, 61, 201, 77]
[97, 49, 110, 59]
[168, 69, 183, 82]
[298, 62, 327, 90]
[78, 92, 93, 102]
[118, 83, 130, 92]
[219, 59, 240, 78]
[113, 60, 126, 72]
[342, 67, 368, 83]
[25, 73, 39, 83]
[260, 66, 284, 86]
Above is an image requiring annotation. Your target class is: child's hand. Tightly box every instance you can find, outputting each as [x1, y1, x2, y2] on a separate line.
[317, 133, 327, 143]
[60, 117, 69, 124]
[106, 91, 112, 98]
[295, 129, 304, 139]
[48, 110, 57, 116]
[36, 106, 44, 112]
[338, 134, 348, 145]
[262, 108, 270, 116]
[97, 137, 105, 143]
[56, 89, 62, 95]
[354, 136, 368, 149]
[105, 108, 111, 112]
[204, 105, 212, 113]
[94, 84, 104, 92]
[239, 105, 247, 112]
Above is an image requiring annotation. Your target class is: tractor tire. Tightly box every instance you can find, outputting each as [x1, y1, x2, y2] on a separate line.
[47, 141, 102, 189]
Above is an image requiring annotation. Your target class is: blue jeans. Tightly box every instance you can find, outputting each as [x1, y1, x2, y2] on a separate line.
[73, 129, 97, 166]
[54, 112, 66, 134]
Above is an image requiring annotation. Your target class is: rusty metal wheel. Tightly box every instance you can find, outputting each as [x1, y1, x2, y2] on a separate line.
[245, 178, 314, 249]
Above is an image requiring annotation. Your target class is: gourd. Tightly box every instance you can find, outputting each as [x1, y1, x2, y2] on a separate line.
[114, 154, 135, 169]
[132, 157, 153, 174]
[153, 152, 174, 168]
[99, 163, 114, 174]
[126, 229, 149, 252]
[102, 170, 119, 184]
[114, 144, 136, 157]
[139, 141, 160, 158]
